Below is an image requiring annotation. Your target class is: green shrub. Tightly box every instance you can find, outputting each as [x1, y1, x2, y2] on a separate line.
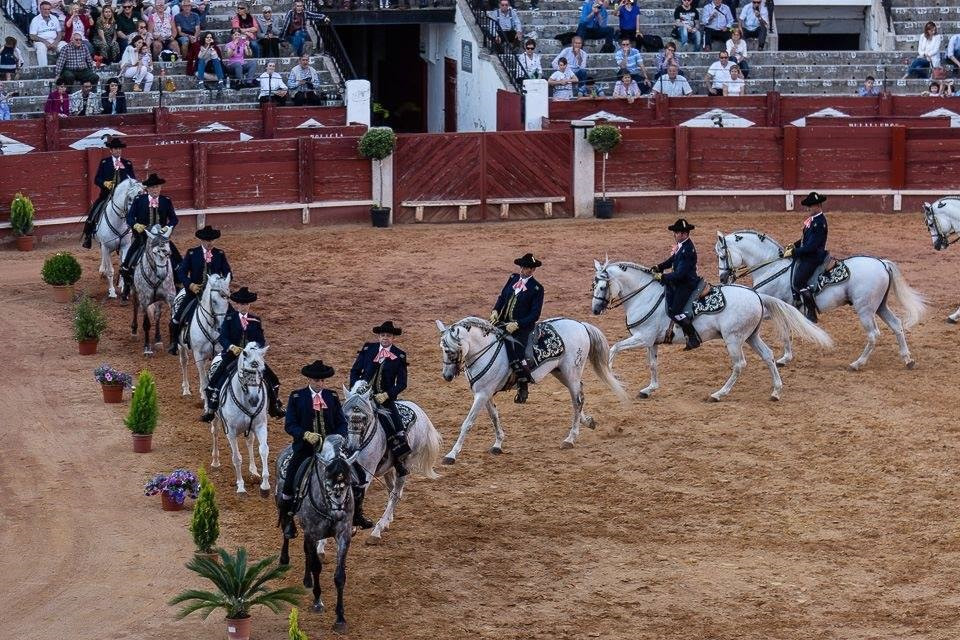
[41, 252, 82, 286]
[74, 295, 107, 341]
[10, 193, 34, 236]
[125, 370, 157, 435]
[288, 608, 309, 640]
[189, 467, 220, 554]
[587, 124, 622, 200]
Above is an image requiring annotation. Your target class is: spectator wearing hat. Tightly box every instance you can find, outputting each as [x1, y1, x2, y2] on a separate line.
[101, 76, 128, 114]
[257, 60, 288, 105]
[120, 172, 180, 289]
[651, 218, 701, 350]
[490, 253, 544, 404]
[201, 286, 284, 422]
[287, 54, 322, 105]
[257, 7, 280, 58]
[350, 320, 411, 477]
[232, 2, 261, 58]
[781, 192, 828, 322]
[280, 0, 329, 57]
[44, 78, 71, 116]
[81, 137, 136, 248]
[168, 225, 232, 354]
[56, 31, 99, 86]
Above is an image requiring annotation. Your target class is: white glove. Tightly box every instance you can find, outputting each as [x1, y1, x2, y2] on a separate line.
[505, 322, 519, 333]
[374, 392, 389, 404]
[303, 431, 321, 445]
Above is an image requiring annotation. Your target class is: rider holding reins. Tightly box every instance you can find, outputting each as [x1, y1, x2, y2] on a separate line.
[782, 191, 828, 323]
[81, 137, 136, 249]
[168, 225, 231, 355]
[652, 218, 701, 350]
[490, 253, 544, 404]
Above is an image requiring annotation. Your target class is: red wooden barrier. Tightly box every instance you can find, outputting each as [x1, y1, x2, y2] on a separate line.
[600, 128, 675, 192]
[688, 127, 782, 189]
[796, 127, 892, 189]
[393, 133, 483, 222]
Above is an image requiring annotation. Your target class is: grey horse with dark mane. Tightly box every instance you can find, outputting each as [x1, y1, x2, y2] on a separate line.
[130, 224, 176, 356]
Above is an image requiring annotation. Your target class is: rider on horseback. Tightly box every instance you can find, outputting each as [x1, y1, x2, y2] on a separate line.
[490, 253, 544, 404]
[782, 191, 828, 323]
[81, 138, 136, 249]
[167, 225, 231, 355]
[119, 173, 182, 295]
[278, 359, 373, 539]
[652, 218, 701, 350]
[200, 286, 284, 422]
[349, 321, 410, 478]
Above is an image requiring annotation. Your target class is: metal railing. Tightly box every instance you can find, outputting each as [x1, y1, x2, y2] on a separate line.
[313, 18, 357, 87]
[3, 0, 35, 39]
[467, 0, 525, 93]
[311, 0, 454, 8]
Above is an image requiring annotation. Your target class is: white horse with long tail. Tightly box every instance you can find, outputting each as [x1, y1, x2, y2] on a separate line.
[716, 230, 926, 370]
[95, 178, 142, 299]
[592, 259, 833, 401]
[176, 273, 231, 396]
[435, 316, 628, 463]
[923, 197, 960, 322]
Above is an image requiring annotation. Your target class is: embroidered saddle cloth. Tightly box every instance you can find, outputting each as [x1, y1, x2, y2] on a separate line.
[524, 321, 566, 369]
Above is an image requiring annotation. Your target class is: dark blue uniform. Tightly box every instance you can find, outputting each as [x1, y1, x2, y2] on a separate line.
[350, 343, 407, 435]
[172, 246, 231, 329]
[656, 238, 699, 318]
[94, 156, 136, 198]
[120, 193, 181, 276]
[281, 386, 348, 497]
[204, 310, 281, 419]
[493, 274, 544, 362]
[791, 212, 828, 294]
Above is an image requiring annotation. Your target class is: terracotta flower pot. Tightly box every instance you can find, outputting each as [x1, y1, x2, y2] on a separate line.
[78, 339, 99, 355]
[51, 284, 75, 303]
[101, 383, 124, 403]
[15, 235, 34, 251]
[131, 433, 152, 453]
[226, 617, 252, 640]
[161, 492, 185, 511]
[195, 551, 219, 563]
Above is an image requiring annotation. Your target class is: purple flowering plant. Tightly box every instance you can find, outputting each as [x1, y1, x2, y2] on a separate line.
[94, 364, 134, 388]
[144, 468, 200, 505]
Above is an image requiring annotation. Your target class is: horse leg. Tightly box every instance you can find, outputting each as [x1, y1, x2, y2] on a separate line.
[638, 345, 660, 398]
[130, 297, 138, 336]
[309, 536, 324, 612]
[101, 244, 117, 298]
[485, 400, 505, 454]
[332, 534, 349, 633]
[949, 303, 960, 324]
[369, 471, 404, 543]
[142, 306, 153, 355]
[711, 338, 746, 401]
[849, 308, 880, 371]
[195, 353, 209, 407]
[279, 535, 291, 566]
[877, 303, 915, 369]
[256, 426, 271, 496]
[210, 420, 221, 468]
[560, 375, 585, 449]
[775, 329, 795, 367]
[154, 306, 164, 348]
[609, 332, 649, 367]
[225, 428, 246, 493]
[442, 393, 490, 464]
[748, 331, 782, 401]
[317, 537, 326, 562]
[178, 344, 191, 396]
[246, 432, 259, 478]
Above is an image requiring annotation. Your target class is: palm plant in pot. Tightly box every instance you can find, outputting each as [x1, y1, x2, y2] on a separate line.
[190, 466, 220, 557]
[587, 124, 622, 219]
[10, 193, 35, 251]
[125, 370, 157, 453]
[94, 364, 133, 403]
[169, 547, 305, 640]
[358, 127, 396, 228]
[42, 251, 82, 303]
[74, 294, 107, 355]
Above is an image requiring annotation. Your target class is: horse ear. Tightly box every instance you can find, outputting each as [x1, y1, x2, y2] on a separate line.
[435, 319, 445, 333]
[145, 226, 156, 239]
[261, 345, 269, 355]
[225, 272, 231, 286]
[593, 259, 602, 271]
[716, 230, 723, 238]
[163, 226, 173, 239]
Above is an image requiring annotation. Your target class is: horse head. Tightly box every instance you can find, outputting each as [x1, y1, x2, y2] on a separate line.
[923, 201, 949, 251]
[204, 273, 232, 312]
[237, 342, 267, 386]
[715, 230, 783, 283]
[342, 383, 376, 453]
[436, 320, 465, 382]
[319, 435, 352, 515]
[120, 179, 144, 212]
[715, 231, 741, 284]
[591, 258, 615, 315]
[144, 224, 172, 265]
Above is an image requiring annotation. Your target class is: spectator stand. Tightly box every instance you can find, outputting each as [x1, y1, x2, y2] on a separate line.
[2, 0, 34, 39]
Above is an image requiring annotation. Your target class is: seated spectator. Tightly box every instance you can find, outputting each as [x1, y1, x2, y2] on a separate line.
[548, 56, 577, 100]
[517, 39, 542, 80]
[44, 78, 71, 116]
[944, 31, 960, 77]
[75, 0, 99, 24]
[56, 32, 99, 86]
[116, 1, 142, 51]
[488, 0, 522, 50]
[701, 0, 735, 51]
[576, 0, 615, 52]
[552, 36, 589, 97]
[120, 36, 154, 91]
[93, 6, 122, 63]
[30, 2, 65, 67]
[195, 31, 225, 89]
[904, 21, 941, 80]
[654, 40, 683, 79]
[175, 0, 203, 72]
[738, 0, 768, 50]
[281, 0, 328, 57]
[857, 75, 881, 97]
[258, 60, 288, 105]
[287, 54, 322, 104]
[101, 76, 128, 114]
[652, 63, 693, 96]
[922, 79, 953, 97]
[614, 0, 639, 44]
[612, 70, 641, 102]
[723, 63, 745, 95]
[672, 0, 701, 52]
[0, 83, 13, 120]
[64, 3, 95, 55]
[0, 37, 25, 80]
[615, 37, 650, 92]
[705, 49, 733, 96]
[258, 6, 280, 58]
[726, 28, 749, 78]
[225, 29, 256, 88]
[70, 79, 102, 114]
[149, 0, 180, 59]
[134, 20, 154, 54]
[232, 3, 261, 58]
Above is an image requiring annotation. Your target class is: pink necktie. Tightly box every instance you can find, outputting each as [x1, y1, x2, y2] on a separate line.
[239, 313, 248, 330]
[374, 347, 396, 363]
[203, 248, 213, 263]
[803, 216, 813, 228]
[671, 242, 682, 255]
[113, 158, 122, 170]
[312, 393, 326, 410]
[513, 278, 527, 293]
[149, 195, 159, 208]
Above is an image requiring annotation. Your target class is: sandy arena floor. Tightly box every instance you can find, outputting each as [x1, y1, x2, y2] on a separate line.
[3, 212, 960, 640]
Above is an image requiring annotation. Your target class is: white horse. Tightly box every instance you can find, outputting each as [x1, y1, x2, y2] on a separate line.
[95, 178, 142, 299]
[212, 342, 271, 495]
[176, 273, 231, 396]
[923, 197, 960, 322]
[592, 259, 833, 401]
[435, 316, 628, 463]
[130, 225, 177, 356]
[716, 230, 927, 370]
[338, 381, 441, 543]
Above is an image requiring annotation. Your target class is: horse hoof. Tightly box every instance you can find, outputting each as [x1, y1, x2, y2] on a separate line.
[259, 488, 270, 498]
[441, 456, 456, 465]
[905, 360, 916, 370]
[313, 601, 325, 614]
[560, 441, 574, 449]
[848, 364, 861, 372]
[489, 446, 502, 455]
[584, 417, 597, 430]
[947, 317, 958, 324]
[775, 361, 786, 368]
[636, 391, 650, 399]
[236, 489, 247, 496]
[303, 576, 313, 588]
[708, 394, 722, 403]
[770, 394, 780, 402]
[279, 554, 289, 566]
[211, 462, 221, 469]
[108, 291, 117, 299]
[366, 534, 383, 546]
[333, 622, 348, 634]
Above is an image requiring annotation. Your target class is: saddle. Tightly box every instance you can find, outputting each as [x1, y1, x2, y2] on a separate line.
[793, 255, 849, 293]
[375, 402, 416, 434]
[523, 321, 566, 370]
[683, 278, 726, 317]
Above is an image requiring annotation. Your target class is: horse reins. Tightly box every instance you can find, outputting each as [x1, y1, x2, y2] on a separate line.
[595, 264, 665, 330]
[219, 363, 265, 437]
[928, 210, 960, 249]
[138, 241, 170, 301]
[442, 322, 506, 387]
[193, 291, 225, 349]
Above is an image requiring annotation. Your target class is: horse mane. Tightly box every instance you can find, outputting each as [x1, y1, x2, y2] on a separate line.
[454, 316, 504, 337]
[609, 261, 653, 274]
[727, 229, 784, 250]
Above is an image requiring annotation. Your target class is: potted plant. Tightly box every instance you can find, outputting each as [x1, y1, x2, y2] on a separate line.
[358, 127, 396, 228]
[74, 295, 107, 355]
[190, 467, 220, 556]
[125, 370, 157, 452]
[288, 608, 308, 640]
[169, 547, 305, 640]
[10, 193, 35, 251]
[41, 251, 82, 303]
[145, 468, 200, 511]
[587, 124, 622, 219]
[94, 363, 133, 403]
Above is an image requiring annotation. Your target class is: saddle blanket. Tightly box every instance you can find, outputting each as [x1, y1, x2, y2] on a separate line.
[691, 286, 726, 317]
[815, 260, 850, 291]
[524, 321, 566, 369]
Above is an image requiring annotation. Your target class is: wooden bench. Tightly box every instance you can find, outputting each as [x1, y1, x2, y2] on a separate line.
[486, 196, 566, 219]
[401, 200, 482, 222]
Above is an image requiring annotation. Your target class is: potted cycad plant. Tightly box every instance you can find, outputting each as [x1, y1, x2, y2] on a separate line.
[587, 124, 622, 219]
[74, 294, 107, 355]
[94, 364, 133, 403]
[11, 193, 35, 251]
[169, 547, 305, 640]
[358, 127, 396, 228]
[190, 466, 220, 557]
[125, 370, 157, 452]
[42, 251, 82, 302]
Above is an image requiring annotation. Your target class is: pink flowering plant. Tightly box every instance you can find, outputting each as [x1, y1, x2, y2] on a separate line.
[145, 469, 200, 505]
[94, 364, 134, 388]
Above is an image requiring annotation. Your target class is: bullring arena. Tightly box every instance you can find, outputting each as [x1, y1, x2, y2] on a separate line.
[4, 211, 960, 639]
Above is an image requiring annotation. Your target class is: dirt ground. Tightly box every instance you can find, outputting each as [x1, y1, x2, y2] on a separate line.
[3, 211, 960, 640]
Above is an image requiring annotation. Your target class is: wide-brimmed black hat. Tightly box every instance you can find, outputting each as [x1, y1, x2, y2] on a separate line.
[801, 191, 827, 207]
[301, 359, 335, 379]
[230, 287, 257, 304]
[195, 225, 221, 241]
[142, 173, 166, 187]
[667, 218, 695, 233]
[514, 253, 542, 269]
[105, 138, 126, 149]
[372, 320, 402, 336]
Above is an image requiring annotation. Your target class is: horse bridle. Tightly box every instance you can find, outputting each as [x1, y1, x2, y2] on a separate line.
[592, 264, 657, 312]
[138, 239, 170, 301]
[304, 453, 350, 517]
[925, 205, 960, 250]
[716, 232, 789, 287]
[219, 352, 265, 436]
[345, 394, 379, 453]
[194, 286, 227, 348]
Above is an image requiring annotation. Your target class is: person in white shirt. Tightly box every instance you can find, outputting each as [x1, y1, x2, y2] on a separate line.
[548, 57, 577, 100]
[705, 50, 733, 95]
[738, 0, 768, 50]
[516, 38, 542, 80]
[652, 63, 693, 96]
[904, 21, 942, 79]
[488, 0, 522, 49]
[552, 36, 588, 96]
[119, 37, 153, 91]
[701, 0, 734, 51]
[723, 63, 745, 96]
[945, 32, 960, 76]
[612, 70, 640, 103]
[726, 28, 749, 78]
[30, 1, 65, 66]
[258, 60, 288, 105]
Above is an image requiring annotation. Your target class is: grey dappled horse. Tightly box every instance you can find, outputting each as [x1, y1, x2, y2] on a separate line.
[130, 224, 176, 356]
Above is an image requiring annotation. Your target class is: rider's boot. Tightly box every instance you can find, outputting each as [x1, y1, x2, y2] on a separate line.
[351, 486, 374, 529]
[199, 387, 218, 422]
[800, 288, 818, 323]
[81, 219, 94, 249]
[676, 315, 702, 350]
[167, 321, 180, 355]
[511, 360, 529, 404]
[387, 434, 410, 477]
[278, 495, 298, 539]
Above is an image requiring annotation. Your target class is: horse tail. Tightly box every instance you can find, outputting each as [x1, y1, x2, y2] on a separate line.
[406, 407, 442, 480]
[881, 259, 927, 329]
[583, 322, 629, 402]
[759, 294, 834, 349]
